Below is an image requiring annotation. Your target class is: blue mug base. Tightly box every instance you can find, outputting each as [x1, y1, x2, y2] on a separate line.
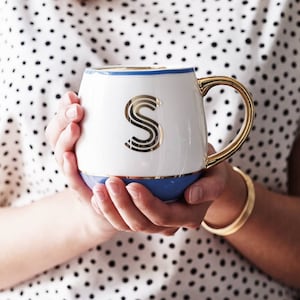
[80, 172, 203, 202]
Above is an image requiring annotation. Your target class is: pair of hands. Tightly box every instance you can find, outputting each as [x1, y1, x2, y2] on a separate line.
[45, 92, 230, 236]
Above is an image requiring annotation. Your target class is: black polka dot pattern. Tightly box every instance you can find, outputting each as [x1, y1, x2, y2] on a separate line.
[0, 0, 299, 299]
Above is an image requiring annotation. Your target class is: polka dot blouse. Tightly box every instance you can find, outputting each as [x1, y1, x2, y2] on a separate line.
[0, 0, 299, 299]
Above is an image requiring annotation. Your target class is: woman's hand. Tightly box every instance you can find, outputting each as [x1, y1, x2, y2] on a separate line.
[91, 160, 231, 236]
[44, 91, 239, 237]
[45, 91, 91, 200]
[45, 91, 119, 242]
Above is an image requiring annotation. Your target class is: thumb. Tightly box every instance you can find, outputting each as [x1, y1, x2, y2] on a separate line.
[184, 150, 228, 205]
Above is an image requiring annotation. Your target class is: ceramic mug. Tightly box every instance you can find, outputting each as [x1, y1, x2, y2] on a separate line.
[76, 66, 254, 202]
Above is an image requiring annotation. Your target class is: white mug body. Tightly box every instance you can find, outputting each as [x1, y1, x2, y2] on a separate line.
[76, 66, 208, 201]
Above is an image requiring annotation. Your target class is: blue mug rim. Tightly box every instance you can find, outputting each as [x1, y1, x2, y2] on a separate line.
[84, 65, 195, 76]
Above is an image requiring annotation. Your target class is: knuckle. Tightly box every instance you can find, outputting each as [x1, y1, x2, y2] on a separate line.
[115, 224, 130, 232]
[163, 228, 178, 236]
[187, 222, 201, 229]
[151, 214, 169, 227]
[114, 200, 130, 212]
[129, 220, 149, 232]
[212, 178, 226, 198]
[109, 223, 126, 232]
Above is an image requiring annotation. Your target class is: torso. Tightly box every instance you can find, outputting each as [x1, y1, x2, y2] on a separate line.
[0, 1, 299, 299]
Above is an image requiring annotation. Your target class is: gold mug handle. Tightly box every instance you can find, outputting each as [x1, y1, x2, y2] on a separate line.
[198, 76, 255, 168]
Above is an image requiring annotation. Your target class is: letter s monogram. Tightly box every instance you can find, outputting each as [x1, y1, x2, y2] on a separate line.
[125, 95, 163, 152]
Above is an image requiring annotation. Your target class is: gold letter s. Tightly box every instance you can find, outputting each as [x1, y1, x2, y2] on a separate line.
[125, 95, 163, 152]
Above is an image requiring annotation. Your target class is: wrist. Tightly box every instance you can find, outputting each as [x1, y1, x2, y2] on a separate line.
[67, 189, 117, 245]
[203, 164, 249, 229]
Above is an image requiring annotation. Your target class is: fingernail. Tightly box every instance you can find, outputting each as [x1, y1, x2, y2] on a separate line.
[65, 106, 78, 120]
[106, 179, 119, 196]
[126, 184, 139, 200]
[68, 91, 79, 100]
[189, 186, 203, 204]
[93, 184, 106, 199]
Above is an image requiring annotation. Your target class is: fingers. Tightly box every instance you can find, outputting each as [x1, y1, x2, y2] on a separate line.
[62, 151, 92, 200]
[92, 178, 180, 234]
[184, 162, 228, 205]
[125, 183, 182, 232]
[128, 183, 210, 229]
[92, 177, 212, 233]
[92, 179, 133, 232]
[45, 91, 83, 149]
[54, 122, 81, 167]
[45, 91, 86, 197]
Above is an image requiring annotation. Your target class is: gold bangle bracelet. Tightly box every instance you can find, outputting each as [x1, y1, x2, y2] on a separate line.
[201, 166, 255, 236]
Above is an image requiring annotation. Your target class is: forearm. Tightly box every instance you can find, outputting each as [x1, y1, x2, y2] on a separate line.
[0, 189, 116, 289]
[228, 183, 300, 288]
[205, 164, 300, 288]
